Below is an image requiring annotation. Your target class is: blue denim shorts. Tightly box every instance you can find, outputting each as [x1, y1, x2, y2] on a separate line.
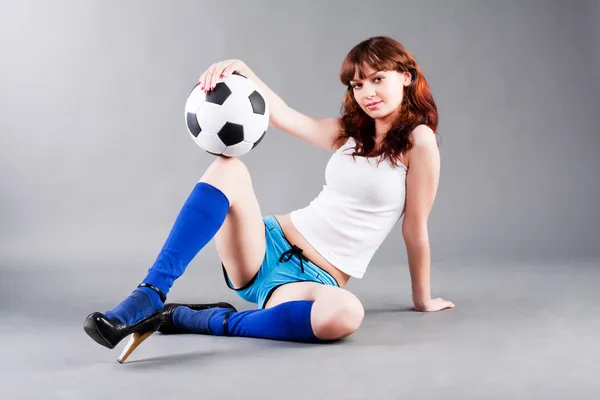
[221, 215, 340, 309]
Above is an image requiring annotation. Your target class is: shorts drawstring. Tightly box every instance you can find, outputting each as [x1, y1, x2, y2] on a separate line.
[279, 245, 307, 273]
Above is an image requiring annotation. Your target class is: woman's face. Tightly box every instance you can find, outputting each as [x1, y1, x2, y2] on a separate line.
[349, 64, 411, 122]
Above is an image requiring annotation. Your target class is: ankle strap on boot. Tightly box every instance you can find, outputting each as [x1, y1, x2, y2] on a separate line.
[222, 310, 235, 336]
[138, 283, 167, 303]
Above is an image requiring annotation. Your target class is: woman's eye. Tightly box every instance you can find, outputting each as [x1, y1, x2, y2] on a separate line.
[374, 77, 383, 82]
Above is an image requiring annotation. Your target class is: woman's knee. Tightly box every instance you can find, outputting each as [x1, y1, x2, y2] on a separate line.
[203, 156, 249, 179]
[311, 291, 365, 341]
[200, 156, 251, 202]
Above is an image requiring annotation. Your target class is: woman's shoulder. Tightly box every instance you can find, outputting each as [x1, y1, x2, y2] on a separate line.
[402, 124, 436, 168]
[408, 124, 435, 144]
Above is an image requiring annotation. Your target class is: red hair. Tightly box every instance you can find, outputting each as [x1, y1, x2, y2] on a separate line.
[335, 36, 439, 167]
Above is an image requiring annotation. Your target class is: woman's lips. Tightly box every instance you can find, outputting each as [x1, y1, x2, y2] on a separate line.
[366, 101, 382, 110]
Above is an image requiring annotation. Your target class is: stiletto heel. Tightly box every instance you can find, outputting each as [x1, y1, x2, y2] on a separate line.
[118, 330, 154, 364]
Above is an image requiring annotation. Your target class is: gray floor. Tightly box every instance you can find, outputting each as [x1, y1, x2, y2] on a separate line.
[1, 260, 599, 400]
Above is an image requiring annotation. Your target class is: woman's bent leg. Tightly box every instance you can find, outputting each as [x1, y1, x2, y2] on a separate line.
[202, 156, 266, 289]
[103, 156, 264, 326]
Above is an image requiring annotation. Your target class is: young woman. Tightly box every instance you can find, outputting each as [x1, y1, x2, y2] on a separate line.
[84, 36, 455, 363]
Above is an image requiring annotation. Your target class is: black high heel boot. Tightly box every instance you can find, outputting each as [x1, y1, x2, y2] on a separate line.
[158, 302, 237, 334]
[83, 283, 166, 364]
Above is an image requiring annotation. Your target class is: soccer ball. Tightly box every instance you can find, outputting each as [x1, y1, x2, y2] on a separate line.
[184, 72, 269, 157]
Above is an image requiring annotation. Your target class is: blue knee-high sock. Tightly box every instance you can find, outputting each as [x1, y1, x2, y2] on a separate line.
[172, 300, 321, 343]
[104, 182, 230, 325]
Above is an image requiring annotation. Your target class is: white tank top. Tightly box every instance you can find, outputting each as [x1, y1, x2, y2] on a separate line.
[290, 137, 407, 278]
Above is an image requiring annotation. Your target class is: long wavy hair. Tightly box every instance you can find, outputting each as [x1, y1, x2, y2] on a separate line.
[335, 36, 439, 167]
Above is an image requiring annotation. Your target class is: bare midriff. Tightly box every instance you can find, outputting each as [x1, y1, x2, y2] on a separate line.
[274, 214, 351, 288]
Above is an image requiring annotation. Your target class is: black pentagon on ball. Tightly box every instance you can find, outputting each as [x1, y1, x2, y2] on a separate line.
[217, 121, 244, 146]
[248, 91, 266, 115]
[186, 112, 202, 137]
[205, 82, 232, 105]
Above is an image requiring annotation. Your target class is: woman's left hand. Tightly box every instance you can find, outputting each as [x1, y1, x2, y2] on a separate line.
[414, 297, 456, 312]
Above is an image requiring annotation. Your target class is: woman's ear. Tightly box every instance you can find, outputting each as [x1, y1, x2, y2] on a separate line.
[403, 70, 413, 86]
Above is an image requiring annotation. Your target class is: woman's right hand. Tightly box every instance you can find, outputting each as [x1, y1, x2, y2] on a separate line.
[198, 59, 250, 93]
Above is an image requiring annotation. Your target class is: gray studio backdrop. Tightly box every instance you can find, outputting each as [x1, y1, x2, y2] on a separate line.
[1, 1, 598, 282]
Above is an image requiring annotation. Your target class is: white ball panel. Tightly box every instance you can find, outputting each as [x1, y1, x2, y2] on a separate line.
[223, 74, 255, 97]
[195, 132, 226, 154]
[185, 85, 206, 113]
[223, 141, 254, 157]
[242, 113, 269, 143]
[222, 95, 254, 125]
[196, 102, 227, 133]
